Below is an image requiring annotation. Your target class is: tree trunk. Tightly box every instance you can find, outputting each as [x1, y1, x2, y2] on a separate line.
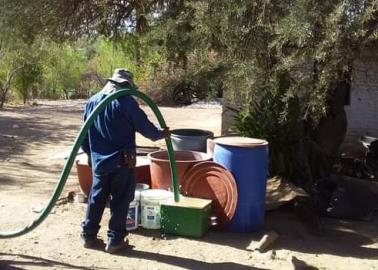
[0, 66, 23, 109]
[308, 76, 350, 181]
[0, 90, 6, 109]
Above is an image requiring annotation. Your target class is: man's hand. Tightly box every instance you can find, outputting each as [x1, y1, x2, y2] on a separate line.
[163, 127, 171, 138]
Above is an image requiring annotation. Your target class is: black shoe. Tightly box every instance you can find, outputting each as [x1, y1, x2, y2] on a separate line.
[83, 237, 102, 249]
[105, 239, 129, 254]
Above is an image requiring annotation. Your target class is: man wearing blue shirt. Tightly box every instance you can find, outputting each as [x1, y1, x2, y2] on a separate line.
[81, 68, 169, 253]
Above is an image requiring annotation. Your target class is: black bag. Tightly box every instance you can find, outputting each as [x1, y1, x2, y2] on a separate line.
[313, 175, 378, 220]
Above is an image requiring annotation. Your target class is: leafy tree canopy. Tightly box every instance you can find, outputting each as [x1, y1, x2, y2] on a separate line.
[1, 0, 378, 184]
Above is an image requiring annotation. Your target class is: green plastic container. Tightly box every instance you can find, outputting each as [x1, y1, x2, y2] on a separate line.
[160, 197, 212, 238]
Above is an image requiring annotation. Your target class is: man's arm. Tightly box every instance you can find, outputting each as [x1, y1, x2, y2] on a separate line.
[126, 98, 169, 141]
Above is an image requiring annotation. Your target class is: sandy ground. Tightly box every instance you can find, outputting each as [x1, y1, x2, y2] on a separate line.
[0, 100, 377, 270]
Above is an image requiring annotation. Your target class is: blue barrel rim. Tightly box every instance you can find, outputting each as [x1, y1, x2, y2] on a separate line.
[213, 136, 268, 148]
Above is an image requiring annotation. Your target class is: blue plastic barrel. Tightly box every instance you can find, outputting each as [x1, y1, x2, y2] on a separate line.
[213, 137, 269, 232]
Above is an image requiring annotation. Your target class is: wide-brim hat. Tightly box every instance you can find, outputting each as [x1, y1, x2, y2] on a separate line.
[107, 68, 134, 84]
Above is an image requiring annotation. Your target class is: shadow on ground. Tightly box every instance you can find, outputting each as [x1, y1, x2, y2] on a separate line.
[132, 205, 378, 259]
[133, 207, 378, 260]
[267, 209, 378, 259]
[0, 252, 107, 270]
[120, 248, 266, 270]
[0, 105, 82, 160]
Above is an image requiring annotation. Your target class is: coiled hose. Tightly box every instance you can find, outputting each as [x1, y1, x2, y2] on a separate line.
[0, 88, 179, 238]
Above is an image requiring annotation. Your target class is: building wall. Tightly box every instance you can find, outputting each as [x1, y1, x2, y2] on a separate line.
[344, 50, 378, 145]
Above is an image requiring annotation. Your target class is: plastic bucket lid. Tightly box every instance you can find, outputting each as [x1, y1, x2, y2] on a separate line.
[141, 189, 173, 203]
[129, 200, 138, 206]
[135, 190, 141, 201]
[135, 183, 150, 201]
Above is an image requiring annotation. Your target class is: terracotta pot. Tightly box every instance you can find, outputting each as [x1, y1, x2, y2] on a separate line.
[75, 156, 152, 197]
[138, 167, 151, 183]
[147, 150, 211, 190]
[76, 159, 92, 197]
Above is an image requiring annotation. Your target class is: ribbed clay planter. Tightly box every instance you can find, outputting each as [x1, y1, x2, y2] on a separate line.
[147, 150, 211, 190]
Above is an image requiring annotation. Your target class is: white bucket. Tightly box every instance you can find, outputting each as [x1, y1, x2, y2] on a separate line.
[126, 184, 150, 231]
[141, 189, 173, 229]
[135, 183, 150, 225]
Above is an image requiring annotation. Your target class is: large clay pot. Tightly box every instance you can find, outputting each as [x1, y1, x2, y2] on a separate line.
[76, 157, 92, 197]
[75, 155, 152, 197]
[147, 150, 211, 190]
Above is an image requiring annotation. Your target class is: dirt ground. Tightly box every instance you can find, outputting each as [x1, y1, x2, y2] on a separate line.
[0, 100, 377, 270]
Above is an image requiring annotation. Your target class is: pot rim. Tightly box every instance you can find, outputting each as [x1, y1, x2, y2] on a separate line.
[147, 150, 211, 163]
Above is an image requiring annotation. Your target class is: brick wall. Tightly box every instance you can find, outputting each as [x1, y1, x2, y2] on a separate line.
[344, 49, 378, 146]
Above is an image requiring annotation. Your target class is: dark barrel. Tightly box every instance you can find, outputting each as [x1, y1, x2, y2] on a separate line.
[171, 129, 214, 152]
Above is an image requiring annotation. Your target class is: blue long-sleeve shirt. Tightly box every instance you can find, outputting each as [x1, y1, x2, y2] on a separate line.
[81, 87, 165, 174]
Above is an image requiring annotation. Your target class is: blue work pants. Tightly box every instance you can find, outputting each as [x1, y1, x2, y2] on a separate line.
[81, 166, 136, 245]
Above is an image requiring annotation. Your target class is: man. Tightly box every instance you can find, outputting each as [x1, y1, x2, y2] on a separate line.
[81, 68, 169, 253]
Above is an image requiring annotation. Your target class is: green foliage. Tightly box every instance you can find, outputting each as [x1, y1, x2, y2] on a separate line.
[147, 0, 378, 183]
[0, 48, 22, 107]
[40, 42, 86, 99]
[234, 71, 303, 179]
[12, 43, 44, 103]
[85, 36, 166, 96]
[14, 62, 42, 103]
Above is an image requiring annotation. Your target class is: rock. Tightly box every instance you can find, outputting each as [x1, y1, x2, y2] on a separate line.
[247, 231, 279, 252]
[270, 250, 276, 260]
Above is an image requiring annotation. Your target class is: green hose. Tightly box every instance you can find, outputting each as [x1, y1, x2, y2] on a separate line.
[0, 88, 179, 238]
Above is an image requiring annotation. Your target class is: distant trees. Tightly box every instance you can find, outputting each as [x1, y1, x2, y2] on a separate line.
[0, 40, 86, 107]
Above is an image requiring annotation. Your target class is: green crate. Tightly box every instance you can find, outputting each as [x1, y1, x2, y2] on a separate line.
[160, 197, 212, 238]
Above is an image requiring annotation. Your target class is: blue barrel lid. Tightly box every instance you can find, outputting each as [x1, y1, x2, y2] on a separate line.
[213, 136, 268, 148]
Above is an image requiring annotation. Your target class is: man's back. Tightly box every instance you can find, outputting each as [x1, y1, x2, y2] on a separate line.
[82, 86, 163, 174]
